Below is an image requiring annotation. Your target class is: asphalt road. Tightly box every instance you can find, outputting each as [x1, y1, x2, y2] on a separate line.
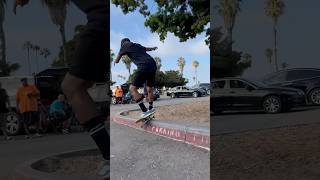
[0, 133, 96, 180]
[110, 122, 209, 180]
[110, 96, 210, 180]
[0, 96, 210, 180]
[213, 106, 320, 135]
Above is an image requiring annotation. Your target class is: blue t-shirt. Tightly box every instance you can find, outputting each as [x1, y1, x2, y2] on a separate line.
[49, 100, 65, 114]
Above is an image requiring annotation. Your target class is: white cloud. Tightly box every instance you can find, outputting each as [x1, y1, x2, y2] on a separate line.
[110, 30, 126, 52]
[136, 33, 209, 58]
[110, 30, 209, 58]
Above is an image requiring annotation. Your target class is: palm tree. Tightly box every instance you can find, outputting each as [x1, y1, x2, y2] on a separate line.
[265, 48, 273, 64]
[154, 57, 162, 70]
[281, 62, 288, 69]
[110, 49, 115, 82]
[121, 55, 132, 76]
[0, 0, 6, 63]
[265, 0, 285, 72]
[192, 60, 200, 85]
[23, 41, 33, 75]
[242, 53, 252, 63]
[32, 44, 41, 73]
[41, 0, 69, 65]
[0, 61, 20, 77]
[218, 0, 242, 50]
[40, 48, 51, 68]
[177, 57, 186, 76]
[117, 74, 126, 81]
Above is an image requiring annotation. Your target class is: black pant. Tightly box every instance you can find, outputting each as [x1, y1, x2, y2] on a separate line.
[69, 0, 109, 82]
[21, 111, 40, 134]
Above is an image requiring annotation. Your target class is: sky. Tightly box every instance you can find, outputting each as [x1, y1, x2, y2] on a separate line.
[110, 0, 210, 86]
[4, 1, 86, 75]
[213, 0, 320, 80]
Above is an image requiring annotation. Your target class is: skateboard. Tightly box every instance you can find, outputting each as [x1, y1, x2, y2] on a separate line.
[135, 112, 155, 128]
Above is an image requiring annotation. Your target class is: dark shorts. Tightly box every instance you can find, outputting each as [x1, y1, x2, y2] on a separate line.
[133, 71, 156, 88]
[22, 111, 39, 125]
[69, 0, 109, 82]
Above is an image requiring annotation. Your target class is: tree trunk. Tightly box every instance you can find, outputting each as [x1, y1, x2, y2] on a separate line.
[59, 25, 67, 66]
[27, 48, 31, 75]
[36, 50, 39, 74]
[0, 25, 6, 63]
[228, 27, 233, 52]
[273, 21, 279, 72]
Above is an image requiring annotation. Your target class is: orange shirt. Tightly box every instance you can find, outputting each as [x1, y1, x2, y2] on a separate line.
[16, 85, 40, 113]
[115, 88, 123, 97]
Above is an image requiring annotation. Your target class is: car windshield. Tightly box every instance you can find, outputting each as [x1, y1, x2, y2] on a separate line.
[199, 83, 210, 87]
[248, 80, 268, 88]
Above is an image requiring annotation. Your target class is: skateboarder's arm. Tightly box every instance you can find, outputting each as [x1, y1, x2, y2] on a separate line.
[145, 47, 158, 51]
[114, 54, 122, 64]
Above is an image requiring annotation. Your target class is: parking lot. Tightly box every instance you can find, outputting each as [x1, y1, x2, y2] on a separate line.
[213, 105, 320, 135]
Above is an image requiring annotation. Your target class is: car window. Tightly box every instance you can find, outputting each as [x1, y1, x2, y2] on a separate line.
[264, 71, 286, 84]
[286, 70, 320, 81]
[230, 80, 247, 88]
[213, 81, 226, 89]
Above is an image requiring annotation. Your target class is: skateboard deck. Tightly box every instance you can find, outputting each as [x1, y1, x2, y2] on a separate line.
[135, 112, 155, 128]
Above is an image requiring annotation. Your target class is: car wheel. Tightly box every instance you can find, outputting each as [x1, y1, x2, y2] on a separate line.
[309, 88, 320, 105]
[111, 97, 116, 104]
[207, 90, 210, 95]
[4, 112, 21, 136]
[171, 93, 176, 98]
[193, 92, 198, 98]
[263, 96, 282, 113]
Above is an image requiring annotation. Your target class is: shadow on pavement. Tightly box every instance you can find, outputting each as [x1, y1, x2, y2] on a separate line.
[212, 106, 320, 116]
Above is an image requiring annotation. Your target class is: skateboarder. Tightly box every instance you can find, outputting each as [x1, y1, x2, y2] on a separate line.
[14, 0, 109, 179]
[114, 38, 157, 118]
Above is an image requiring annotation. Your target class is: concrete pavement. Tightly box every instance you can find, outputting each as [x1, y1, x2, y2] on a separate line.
[110, 122, 210, 180]
[110, 96, 210, 180]
[213, 106, 320, 135]
[0, 96, 210, 180]
[0, 133, 96, 180]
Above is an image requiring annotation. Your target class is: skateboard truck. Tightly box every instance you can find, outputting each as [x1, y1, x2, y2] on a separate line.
[135, 113, 155, 128]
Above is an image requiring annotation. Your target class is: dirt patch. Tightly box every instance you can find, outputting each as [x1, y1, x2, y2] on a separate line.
[212, 124, 320, 180]
[54, 155, 104, 176]
[127, 100, 210, 126]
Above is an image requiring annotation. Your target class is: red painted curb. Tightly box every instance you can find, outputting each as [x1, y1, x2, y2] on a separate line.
[112, 113, 210, 150]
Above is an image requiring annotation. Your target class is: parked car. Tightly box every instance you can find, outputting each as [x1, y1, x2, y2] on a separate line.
[193, 83, 210, 95]
[0, 76, 34, 136]
[166, 86, 205, 98]
[140, 86, 160, 100]
[212, 78, 306, 114]
[261, 68, 320, 105]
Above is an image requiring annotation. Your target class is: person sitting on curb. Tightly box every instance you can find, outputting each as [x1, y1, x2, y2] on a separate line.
[49, 94, 70, 134]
